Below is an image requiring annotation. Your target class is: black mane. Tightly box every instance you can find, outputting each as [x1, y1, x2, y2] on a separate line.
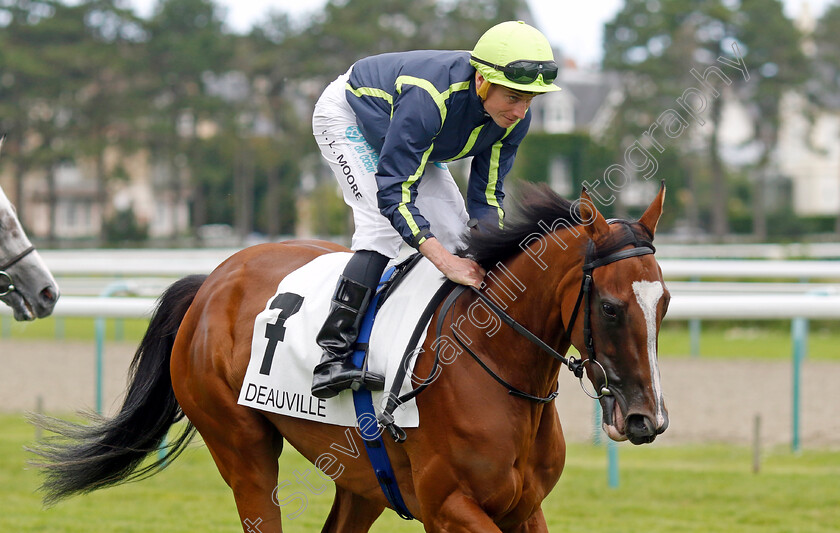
[463, 183, 583, 267]
[462, 183, 654, 267]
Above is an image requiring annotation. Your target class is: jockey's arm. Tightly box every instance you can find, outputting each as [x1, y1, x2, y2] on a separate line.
[419, 237, 485, 289]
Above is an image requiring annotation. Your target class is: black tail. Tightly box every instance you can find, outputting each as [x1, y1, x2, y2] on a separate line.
[29, 274, 208, 505]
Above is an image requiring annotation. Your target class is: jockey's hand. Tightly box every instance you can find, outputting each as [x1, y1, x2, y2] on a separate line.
[419, 237, 486, 288]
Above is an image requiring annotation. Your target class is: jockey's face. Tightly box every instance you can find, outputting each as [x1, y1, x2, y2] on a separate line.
[476, 73, 535, 129]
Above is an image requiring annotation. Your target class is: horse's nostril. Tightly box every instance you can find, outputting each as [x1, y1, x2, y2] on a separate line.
[40, 286, 59, 304]
[626, 414, 655, 439]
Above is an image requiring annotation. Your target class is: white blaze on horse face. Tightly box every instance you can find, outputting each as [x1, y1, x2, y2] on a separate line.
[632, 280, 666, 427]
[0, 187, 16, 248]
[0, 185, 11, 211]
[0, 186, 32, 251]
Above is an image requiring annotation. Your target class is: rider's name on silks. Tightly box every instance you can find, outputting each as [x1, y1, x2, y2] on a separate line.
[237, 252, 446, 427]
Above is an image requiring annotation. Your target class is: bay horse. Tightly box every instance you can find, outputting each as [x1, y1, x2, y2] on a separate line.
[0, 135, 60, 321]
[33, 184, 669, 532]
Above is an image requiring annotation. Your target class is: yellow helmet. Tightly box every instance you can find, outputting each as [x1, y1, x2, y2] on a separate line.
[471, 21, 560, 93]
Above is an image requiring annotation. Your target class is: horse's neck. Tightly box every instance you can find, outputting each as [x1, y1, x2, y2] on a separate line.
[474, 238, 583, 394]
[498, 231, 583, 340]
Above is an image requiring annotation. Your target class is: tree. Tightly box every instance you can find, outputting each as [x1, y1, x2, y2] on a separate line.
[141, 0, 234, 238]
[283, 0, 525, 80]
[223, 23, 312, 239]
[66, 0, 148, 242]
[0, 0, 146, 242]
[808, 3, 840, 234]
[0, 1, 100, 241]
[0, 0, 535, 243]
[603, 0, 807, 240]
[731, 0, 807, 240]
[603, 0, 737, 237]
[0, 0, 64, 229]
[248, 0, 527, 239]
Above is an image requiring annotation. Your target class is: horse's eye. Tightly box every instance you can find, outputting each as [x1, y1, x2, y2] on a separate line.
[602, 302, 618, 319]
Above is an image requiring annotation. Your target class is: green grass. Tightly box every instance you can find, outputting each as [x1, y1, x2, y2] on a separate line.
[566, 321, 840, 361]
[0, 316, 149, 342]
[4, 316, 840, 361]
[1, 414, 838, 532]
[656, 322, 840, 360]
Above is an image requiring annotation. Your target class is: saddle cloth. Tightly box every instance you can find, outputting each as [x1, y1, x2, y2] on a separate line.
[237, 252, 446, 428]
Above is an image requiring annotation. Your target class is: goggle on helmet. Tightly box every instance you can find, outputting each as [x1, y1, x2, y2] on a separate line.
[470, 20, 561, 94]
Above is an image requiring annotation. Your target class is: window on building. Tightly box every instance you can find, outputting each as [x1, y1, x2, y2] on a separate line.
[549, 157, 572, 196]
[542, 92, 575, 134]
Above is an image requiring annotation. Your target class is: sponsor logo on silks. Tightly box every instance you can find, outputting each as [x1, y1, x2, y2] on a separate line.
[345, 126, 366, 143]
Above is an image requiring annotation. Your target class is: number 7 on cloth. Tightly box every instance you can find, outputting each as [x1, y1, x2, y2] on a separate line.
[260, 293, 305, 375]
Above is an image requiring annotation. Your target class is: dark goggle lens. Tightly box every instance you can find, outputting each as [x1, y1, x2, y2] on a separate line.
[505, 60, 558, 84]
[0, 272, 13, 296]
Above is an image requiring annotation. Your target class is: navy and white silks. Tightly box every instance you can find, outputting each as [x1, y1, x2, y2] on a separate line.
[312, 50, 530, 258]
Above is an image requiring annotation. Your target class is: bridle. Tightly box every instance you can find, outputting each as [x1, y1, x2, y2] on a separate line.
[0, 244, 36, 296]
[443, 221, 656, 403]
[377, 222, 657, 443]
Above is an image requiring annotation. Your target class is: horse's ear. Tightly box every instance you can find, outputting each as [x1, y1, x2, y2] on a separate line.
[638, 180, 666, 236]
[579, 187, 610, 240]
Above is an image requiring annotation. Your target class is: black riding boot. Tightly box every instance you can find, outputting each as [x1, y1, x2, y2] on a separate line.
[311, 275, 385, 399]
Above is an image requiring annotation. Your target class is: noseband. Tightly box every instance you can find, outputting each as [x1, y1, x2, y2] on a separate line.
[0, 245, 36, 296]
[447, 221, 655, 402]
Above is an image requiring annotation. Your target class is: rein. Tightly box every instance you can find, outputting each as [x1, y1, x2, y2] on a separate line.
[440, 222, 655, 403]
[377, 222, 656, 442]
[441, 286, 561, 403]
[0, 245, 35, 296]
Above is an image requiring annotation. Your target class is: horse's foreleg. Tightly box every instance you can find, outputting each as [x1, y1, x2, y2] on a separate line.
[422, 492, 503, 533]
[320, 486, 384, 533]
[505, 507, 548, 533]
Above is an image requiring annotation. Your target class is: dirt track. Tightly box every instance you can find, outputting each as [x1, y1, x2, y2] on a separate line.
[1, 339, 838, 447]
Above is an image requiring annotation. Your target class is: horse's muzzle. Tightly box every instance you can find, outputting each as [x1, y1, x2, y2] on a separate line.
[36, 284, 60, 317]
[625, 412, 668, 445]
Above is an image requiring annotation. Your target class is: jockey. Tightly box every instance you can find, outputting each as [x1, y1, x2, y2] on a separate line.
[310, 20, 560, 399]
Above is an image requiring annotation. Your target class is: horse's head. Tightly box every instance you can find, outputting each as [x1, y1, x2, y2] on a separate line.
[0, 180, 59, 321]
[570, 183, 669, 445]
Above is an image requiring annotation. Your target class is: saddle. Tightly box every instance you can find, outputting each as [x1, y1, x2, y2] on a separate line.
[238, 251, 446, 429]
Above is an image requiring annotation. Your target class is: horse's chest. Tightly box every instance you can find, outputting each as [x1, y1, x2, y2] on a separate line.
[464, 445, 563, 522]
[473, 468, 555, 527]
